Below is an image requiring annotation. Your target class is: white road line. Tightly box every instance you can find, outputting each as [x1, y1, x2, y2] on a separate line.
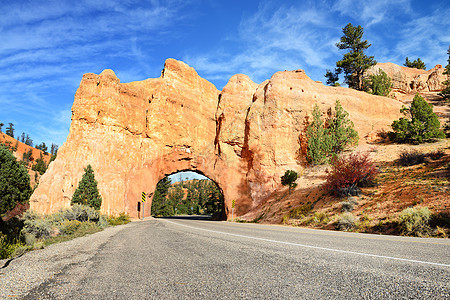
[163, 219, 450, 268]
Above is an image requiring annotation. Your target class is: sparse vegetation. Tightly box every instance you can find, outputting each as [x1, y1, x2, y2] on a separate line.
[398, 150, 426, 166]
[389, 94, 445, 143]
[335, 212, 357, 231]
[397, 207, 431, 237]
[0, 204, 129, 259]
[325, 151, 379, 197]
[108, 213, 131, 225]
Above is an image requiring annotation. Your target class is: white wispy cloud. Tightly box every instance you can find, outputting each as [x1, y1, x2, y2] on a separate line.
[332, 0, 412, 27]
[184, 1, 337, 87]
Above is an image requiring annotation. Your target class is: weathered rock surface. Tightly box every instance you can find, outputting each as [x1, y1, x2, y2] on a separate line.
[366, 62, 446, 95]
[30, 59, 404, 218]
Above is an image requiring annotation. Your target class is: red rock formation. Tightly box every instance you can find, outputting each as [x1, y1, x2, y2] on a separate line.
[366, 62, 446, 95]
[30, 59, 404, 218]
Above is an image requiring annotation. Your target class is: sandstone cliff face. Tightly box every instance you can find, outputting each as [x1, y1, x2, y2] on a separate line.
[366, 62, 446, 95]
[30, 59, 403, 218]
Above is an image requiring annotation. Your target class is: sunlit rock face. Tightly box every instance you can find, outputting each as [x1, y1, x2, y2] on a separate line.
[30, 59, 403, 218]
[366, 62, 447, 95]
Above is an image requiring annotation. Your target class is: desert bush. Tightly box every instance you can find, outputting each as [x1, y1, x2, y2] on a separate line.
[107, 213, 131, 226]
[22, 211, 53, 239]
[325, 152, 379, 197]
[62, 204, 100, 222]
[289, 203, 313, 219]
[398, 150, 426, 166]
[58, 220, 82, 235]
[335, 213, 357, 231]
[341, 198, 358, 212]
[428, 149, 445, 160]
[397, 207, 432, 237]
[0, 233, 26, 259]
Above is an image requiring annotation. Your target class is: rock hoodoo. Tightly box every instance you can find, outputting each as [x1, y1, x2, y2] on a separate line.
[30, 59, 403, 218]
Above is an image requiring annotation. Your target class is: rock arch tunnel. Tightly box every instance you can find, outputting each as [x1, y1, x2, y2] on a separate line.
[29, 59, 402, 219]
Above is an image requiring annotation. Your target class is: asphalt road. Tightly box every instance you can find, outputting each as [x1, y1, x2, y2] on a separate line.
[2, 216, 449, 299]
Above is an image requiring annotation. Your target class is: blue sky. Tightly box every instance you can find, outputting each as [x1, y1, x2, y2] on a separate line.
[1, 0, 449, 152]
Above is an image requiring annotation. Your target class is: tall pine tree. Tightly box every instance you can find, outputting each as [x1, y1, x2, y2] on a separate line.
[335, 23, 376, 90]
[71, 164, 102, 210]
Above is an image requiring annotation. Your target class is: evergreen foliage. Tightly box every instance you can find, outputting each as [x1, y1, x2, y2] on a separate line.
[22, 149, 33, 165]
[32, 153, 47, 175]
[327, 100, 359, 153]
[404, 57, 426, 70]
[335, 23, 377, 90]
[151, 177, 223, 218]
[0, 144, 32, 215]
[388, 94, 445, 143]
[281, 170, 298, 194]
[324, 69, 340, 86]
[365, 69, 392, 96]
[306, 101, 358, 165]
[0, 123, 3, 133]
[438, 46, 450, 100]
[5, 123, 14, 138]
[306, 104, 332, 165]
[71, 165, 102, 210]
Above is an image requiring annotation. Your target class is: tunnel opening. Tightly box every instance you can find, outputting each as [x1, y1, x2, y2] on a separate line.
[150, 170, 225, 220]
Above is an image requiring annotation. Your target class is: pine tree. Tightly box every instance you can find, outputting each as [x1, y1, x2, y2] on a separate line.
[5, 123, 14, 138]
[71, 164, 102, 210]
[335, 23, 376, 90]
[281, 170, 298, 194]
[0, 144, 32, 215]
[32, 153, 48, 175]
[404, 57, 426, 70]
[389, 94, 445, 143]
[0, 123, 3, 133]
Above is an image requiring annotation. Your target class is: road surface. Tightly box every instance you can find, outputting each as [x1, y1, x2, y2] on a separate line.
[1, 216, 449, 299]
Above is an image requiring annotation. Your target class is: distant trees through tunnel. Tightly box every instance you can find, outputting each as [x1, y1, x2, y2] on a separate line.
[151, 171, 224, 219]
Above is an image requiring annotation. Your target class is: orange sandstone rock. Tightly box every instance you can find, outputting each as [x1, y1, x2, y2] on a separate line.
[30, 59, 403, 218]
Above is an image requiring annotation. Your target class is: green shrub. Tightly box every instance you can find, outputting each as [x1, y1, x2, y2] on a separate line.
[60, 204, 100, 222]
[289, 203, 313, 219]
[365, 69, 392, 96]
[107, 213, 131, 226]
[21, 211, 53, 239]
[58, 220, 82, 235]
[397, 207, 432, 236]
[306, 101, 358, 165]
[389, 94, 445, 143]
[0, 233, 26, 259]
[335, 213, 357, 231]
